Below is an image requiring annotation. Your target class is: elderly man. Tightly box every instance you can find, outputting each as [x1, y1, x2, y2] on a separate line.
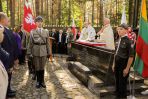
[97, 18, 115, 50]
[0, 24, 8, 99]
[0, 12, 18, 98]
[78, 22, 96, 41]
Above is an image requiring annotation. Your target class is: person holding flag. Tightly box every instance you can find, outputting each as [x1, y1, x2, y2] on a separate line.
[23, 0, 37, 78]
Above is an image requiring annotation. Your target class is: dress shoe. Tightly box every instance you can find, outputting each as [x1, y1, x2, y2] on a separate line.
[40, 83, 46, 88]
[8, 89, 16, 94]
[7, 92, 16, 98]
[36, 82, 41, 88]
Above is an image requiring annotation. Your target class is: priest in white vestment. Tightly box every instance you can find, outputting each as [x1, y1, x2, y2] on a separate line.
[78, 22, 96, 41]
[97, 18, 115, 50]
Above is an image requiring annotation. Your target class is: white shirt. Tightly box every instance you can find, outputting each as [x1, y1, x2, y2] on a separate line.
[59, 33, 62, 43]
[100, 24, 115, 50]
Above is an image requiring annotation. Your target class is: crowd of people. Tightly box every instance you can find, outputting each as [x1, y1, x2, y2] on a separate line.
[0, 10, 140, 99]
[0, 12, 76, 98]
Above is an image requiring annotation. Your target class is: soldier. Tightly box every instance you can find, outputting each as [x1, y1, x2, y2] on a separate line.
[28, 16, 50, 88]
[112, 23, 134, 99]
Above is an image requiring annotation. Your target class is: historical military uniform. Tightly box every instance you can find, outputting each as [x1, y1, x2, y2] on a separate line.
[28, 16, 50, 88]
[114, 24, 134, 98]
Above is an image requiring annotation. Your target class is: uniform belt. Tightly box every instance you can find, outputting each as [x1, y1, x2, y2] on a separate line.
[34, 43, 46, 45]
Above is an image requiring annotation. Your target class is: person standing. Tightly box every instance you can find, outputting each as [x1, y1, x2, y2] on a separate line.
[50, 28, 57, 54]
[0, 12, 18, 98]
[13, 26, 22, 69]
[0, 24, 8, 99]
[97, 18, 115, 50]
[28, 16, 50, 88]
[65, 28, 73, 55]
[57, 30, 65, 54]
[78, 22, 96, 41]
[112, 23, 134, 99]
[19, 25, 27, 65]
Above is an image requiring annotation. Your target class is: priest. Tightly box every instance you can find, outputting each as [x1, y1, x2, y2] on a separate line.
[78, 22, 96, 41]
[97, 18, 115, 50]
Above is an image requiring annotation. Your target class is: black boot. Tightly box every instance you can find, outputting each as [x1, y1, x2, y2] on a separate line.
[40, 70, 46, 88]
[36, 71, 41, 88]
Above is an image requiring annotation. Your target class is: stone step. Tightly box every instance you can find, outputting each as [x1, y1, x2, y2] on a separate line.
[68, 62, 92, 86]
[92, 83, 148, 97]
[94, 67, 144, 84]
[88, 75, 104, 94]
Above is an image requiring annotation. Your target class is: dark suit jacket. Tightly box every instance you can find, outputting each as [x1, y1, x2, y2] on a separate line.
[56, 33, 66, 44]
[0, 46, 9, 70]
[1, 28, 18, 68]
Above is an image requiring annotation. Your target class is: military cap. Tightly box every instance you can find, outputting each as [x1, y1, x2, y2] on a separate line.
[35, 16, 43, 22]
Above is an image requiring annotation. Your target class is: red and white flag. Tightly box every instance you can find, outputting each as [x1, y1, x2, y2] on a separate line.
[23, 0, 36, 33]
[72, 18, 76, 40]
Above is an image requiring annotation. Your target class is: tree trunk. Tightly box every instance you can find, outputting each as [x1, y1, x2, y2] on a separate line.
[10, 0, 15, 27]
[41, 0, 43, 15]
[99, 0, 103, 26]
[0, 0, 2, 12]
[35, 0, 40, 16]
[58, 0, 62, 25]
[51, 0, 54, 25]
[133, 0, 140, 28]
[92, 0, 94, 26]
[97, 1, 99, 27]
[68, 0, 71, 26]
[128, 0, 134, 26]
[6, 0, 9, 16]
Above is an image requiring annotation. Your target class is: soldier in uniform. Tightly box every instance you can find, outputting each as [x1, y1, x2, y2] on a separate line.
[112, 23, 134, 99]
[28, 16, 50, 88]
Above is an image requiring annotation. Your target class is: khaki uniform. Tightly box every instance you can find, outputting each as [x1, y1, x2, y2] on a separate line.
[28, 28, 50, 71]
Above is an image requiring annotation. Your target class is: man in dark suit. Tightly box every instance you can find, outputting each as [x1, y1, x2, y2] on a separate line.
[50, 28, 57, 54]
[57, 30, 65, 54]
[0, 12, 18, 98]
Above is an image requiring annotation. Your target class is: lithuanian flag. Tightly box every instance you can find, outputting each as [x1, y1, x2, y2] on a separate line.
[134, 0, 148, 78]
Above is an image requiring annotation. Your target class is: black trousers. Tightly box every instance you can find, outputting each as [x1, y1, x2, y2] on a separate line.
[114, 56, 129, 98]
[7, 72, 12, 92]
[19, 49, 26, 64]
[64, 43, 68, 54]
[28, 56, 35, 74]
[58, 43, 64, 54]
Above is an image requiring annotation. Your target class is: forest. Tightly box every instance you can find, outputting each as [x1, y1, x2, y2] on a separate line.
[0, 0, 148, 28]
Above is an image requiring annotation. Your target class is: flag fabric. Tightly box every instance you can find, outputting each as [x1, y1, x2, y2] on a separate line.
[134, 0, 148, 78]
[72, 18, 76, 40]
[23, 0, 36, 33]
[121, 4, 127, 24]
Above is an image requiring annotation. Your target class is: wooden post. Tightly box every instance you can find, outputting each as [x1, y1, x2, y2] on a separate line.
[49, 37, 55, 62]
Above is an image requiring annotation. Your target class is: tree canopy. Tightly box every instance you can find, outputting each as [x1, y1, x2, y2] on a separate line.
[0, 0, 148, 28]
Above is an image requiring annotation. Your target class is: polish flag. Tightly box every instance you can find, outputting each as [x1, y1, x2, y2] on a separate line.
[23, 0, 36, 33]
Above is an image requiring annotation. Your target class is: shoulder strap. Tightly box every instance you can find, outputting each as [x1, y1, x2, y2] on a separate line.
[36, 30, 46, 43]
